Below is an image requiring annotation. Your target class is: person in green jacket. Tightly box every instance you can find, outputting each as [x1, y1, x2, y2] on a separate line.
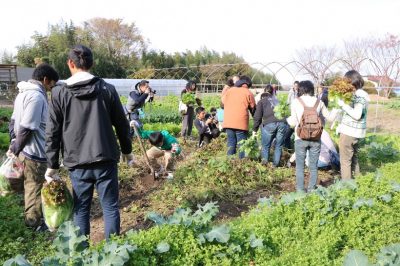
[140, 130, 181, 173]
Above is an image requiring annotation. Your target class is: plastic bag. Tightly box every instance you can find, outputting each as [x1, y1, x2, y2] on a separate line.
[0, 156, 24, 196]
[179, 101, 188, 115]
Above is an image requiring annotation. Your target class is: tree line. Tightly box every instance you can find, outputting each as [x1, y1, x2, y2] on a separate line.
[0, 18, 276, 85]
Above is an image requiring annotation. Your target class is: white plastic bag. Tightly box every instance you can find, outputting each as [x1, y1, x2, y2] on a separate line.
[0, 156, 24, 196]
[179, 101, 188, 115]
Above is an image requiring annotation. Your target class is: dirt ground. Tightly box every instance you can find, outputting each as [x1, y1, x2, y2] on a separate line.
[2, 94, 398, 243]
[87, 139, 338, 243]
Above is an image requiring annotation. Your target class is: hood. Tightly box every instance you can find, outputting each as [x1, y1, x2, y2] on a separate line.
[67, 75, 101, 99]
[65, 71, 95, 86]
[356, 89, 370, 102]
[17, 80, 46, 95]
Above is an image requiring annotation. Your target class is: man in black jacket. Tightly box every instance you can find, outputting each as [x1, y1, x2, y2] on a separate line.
[45, 45, 133, 241]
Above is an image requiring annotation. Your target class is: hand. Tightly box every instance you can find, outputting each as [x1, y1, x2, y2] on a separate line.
[206, 118, 213, 125]
[6, 149, 16, 159]
[252, 131, 257, 137]
[121, 153, 134, 166]
[45, 168, 59, 183]
[171, 144, 180, 154]
[130, 120, 140, 128]
[337, 99, 345, 107]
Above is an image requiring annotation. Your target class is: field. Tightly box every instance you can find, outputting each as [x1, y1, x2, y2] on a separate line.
[1, 94, 400, 265]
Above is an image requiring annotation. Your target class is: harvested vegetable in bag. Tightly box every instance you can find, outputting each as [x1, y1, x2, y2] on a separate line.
[41, 179, 73, 231]
[0, 156, 24, 196]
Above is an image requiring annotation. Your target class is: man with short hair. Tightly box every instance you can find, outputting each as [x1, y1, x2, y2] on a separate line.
[8, 63, 59, 230]
[126, 80, 151, 132]
[194, 107, 216, 147]
[45, 45, 133, 240]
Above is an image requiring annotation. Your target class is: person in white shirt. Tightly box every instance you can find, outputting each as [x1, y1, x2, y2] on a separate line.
[337, 70, 370, 180]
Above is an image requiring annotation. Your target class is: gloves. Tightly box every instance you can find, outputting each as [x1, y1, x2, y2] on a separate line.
[171, 144, 181, 155]
[252, 131, 258, 137]
[130, 120, 140, 128]
[45, 168, 59, 183]
[337, 99, 345, 107]
[6, 149, 15, 159]
[121, 153, 134, 166]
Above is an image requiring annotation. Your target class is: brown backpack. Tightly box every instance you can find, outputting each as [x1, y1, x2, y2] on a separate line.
[296, 98, 323, 141]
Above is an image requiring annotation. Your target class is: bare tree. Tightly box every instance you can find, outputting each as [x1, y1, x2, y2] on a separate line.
[367, 34, 400, 97]
[295, 45, 337, 85]
[342, 37, 371, 71]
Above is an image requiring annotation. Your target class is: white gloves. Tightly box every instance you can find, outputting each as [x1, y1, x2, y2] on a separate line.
[129, 120, 140, 128]
[337, 99, 345, 107]
[252, 131, 258, 137]
[121, 153, 135, 166]
[45, 168, 59, 183]
[6, 149, 15, 159]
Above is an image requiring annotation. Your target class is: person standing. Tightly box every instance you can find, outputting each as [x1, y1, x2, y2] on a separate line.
[337, 70, 369, 180]
[284, 81, 300, 149]
[126, 80, 150, 131]
[221, 75, 239, 97]
[180, 81, 201, 140]
[287, 80, 336, 192]
[222, 75, 256, 158]
[317, 83, 329, 108]
[253, 86, 289, 167]
[7, 63, 59, 231]
[45, 45, 133, 241]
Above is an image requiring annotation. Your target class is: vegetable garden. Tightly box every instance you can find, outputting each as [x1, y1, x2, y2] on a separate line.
[1, 95, 400, 265]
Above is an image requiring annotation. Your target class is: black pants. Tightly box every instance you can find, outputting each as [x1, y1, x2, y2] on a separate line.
[199, 133, 213, 147]
[181, 107, 194, 137]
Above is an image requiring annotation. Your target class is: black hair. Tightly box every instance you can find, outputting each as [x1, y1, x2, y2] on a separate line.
[294, 81, 300, 85]
[344, 70, 364, 89]
[32, 63, 59, 82]
[149, 131, 164, 146]
[260, 92, 270, 99]
[68, 44, 93, 70]
[210, 107, 217, 113]
[196, 106, 205, 114]
[226, 78, 234, 87]
[238, 75, 252, 88]
[135, 80, 149, 90]
[220, 101, 224, 109]
[186, 81, 196, 90]
[264, 84, 273, 95]
[298, 80, 315, 96]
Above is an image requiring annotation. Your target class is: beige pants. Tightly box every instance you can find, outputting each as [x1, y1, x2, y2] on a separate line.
[146, 147, 173, 170]
[19, 155, 47, 228]
[339, 133, 360, 180]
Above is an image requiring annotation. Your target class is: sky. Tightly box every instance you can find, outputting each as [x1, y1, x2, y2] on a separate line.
[1, 0, 400, 83]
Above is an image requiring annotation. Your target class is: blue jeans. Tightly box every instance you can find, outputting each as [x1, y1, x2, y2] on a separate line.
[69, 163, 120, 240]
[226, 128, 248, 159]
[261, 122, 288, 166]
[295, 139, 321, 192]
